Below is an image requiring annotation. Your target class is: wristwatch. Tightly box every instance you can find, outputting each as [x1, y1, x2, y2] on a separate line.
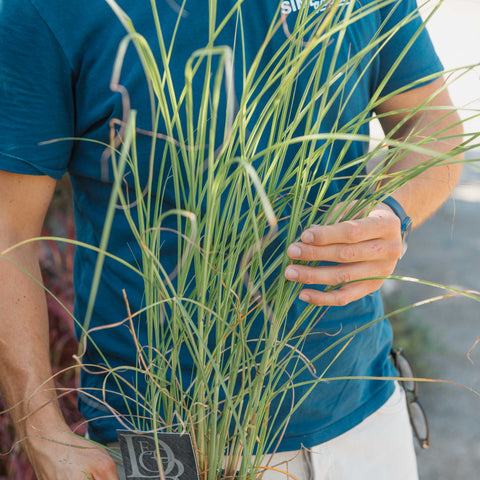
[381, 195, 412, 258]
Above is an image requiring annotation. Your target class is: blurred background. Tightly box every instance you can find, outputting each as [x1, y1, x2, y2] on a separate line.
[383, 0, 480, 478]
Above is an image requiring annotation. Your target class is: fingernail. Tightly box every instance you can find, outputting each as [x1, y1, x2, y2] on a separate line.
[302, 231, 314, 243]
[299, 292, 311, 303]
[287, 245, 302, 257]
[285, 266, 299, 280]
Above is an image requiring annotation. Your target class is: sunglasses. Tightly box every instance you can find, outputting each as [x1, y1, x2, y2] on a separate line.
[391, 348, 430, 449]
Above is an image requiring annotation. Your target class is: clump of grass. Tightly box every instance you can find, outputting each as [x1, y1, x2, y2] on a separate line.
[78, 1, 480, 478]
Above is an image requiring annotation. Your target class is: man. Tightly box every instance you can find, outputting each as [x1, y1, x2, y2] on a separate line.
[0, 0, 463, 479]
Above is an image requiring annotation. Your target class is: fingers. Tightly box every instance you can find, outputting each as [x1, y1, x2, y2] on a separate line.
[85, 453, 119, 480]
[68, 445, 119, 480]
[287, 207, 402, 264]
[285, 260, 393, 306]
[284, 205, 403, 307]
[28, 432, 120, 480]
[287, 236, 402, 264]
[298, 279, 385, 307]
[300, 209, 400, 247]
[287, 239, 402, 263]
[285, 260, 394, 287]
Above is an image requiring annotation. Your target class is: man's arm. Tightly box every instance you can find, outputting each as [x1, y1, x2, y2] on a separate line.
[284, 78, 463, 306]
[0, 171, 118, 479]
[375, 78, 463, 226]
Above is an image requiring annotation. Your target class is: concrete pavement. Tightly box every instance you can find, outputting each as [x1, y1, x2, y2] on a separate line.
[386, 161, 480, 479]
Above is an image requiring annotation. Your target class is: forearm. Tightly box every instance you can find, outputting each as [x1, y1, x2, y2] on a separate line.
[383, 138, 463, 229]
[0, 172, 118, 478]
[378, 79, 464, 228]
[0, 243, 118, 480]
[0, 242, 67, 440]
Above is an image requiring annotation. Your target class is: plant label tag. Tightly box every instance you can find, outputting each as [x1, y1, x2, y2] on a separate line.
[117, 430, 199, 480]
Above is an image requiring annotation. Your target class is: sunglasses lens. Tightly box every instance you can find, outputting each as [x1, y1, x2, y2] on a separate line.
[402, 379, 415, 393]
[408, 400, 429, 448]
[396, 353, 415, 391]
[391, 349, 430, 449]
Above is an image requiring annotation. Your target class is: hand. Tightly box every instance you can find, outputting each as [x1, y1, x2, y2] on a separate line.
[24, 428, 119, 480]
[284, 203, 403, 306]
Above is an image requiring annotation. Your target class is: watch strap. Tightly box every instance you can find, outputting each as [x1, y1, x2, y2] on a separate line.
[381, 195, 412, 257]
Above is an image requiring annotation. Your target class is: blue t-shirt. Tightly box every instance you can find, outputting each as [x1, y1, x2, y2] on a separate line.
[0, 0, 442, 450]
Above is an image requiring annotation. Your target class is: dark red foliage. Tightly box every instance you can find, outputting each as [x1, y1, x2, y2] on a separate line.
[0, 178, 83, 479]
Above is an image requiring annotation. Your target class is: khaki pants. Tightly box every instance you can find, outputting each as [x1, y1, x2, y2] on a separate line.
[109, 383, 418, 480]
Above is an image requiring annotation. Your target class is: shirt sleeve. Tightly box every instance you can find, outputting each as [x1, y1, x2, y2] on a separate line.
[376, 0, 444, 97]
[0, 0, 75, 180]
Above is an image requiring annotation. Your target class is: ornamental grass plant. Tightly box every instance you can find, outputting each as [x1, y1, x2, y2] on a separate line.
[2, 1, 480, 479]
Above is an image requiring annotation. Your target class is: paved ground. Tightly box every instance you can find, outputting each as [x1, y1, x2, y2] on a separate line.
[385, 161, 480, 479]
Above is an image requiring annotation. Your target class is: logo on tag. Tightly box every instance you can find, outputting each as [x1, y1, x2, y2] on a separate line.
[117, 431, 199, 480]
